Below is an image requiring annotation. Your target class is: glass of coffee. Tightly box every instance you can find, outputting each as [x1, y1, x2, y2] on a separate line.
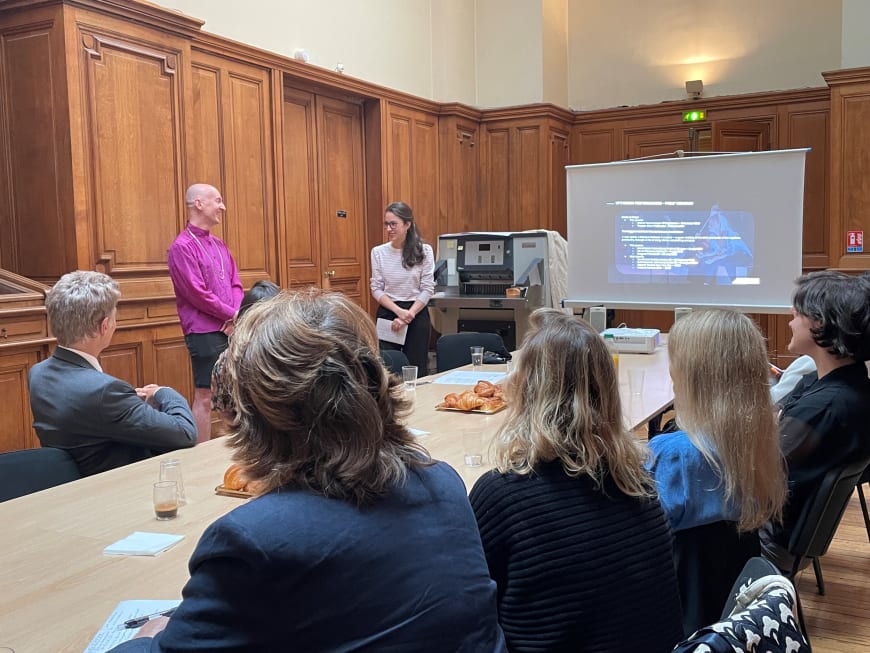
[153, 481, 179, 520]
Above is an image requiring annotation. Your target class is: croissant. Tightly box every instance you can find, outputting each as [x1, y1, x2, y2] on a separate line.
[473, 380, 496, 398]
[223, 463, 248, 491]
[480, 397, 506, 412]
[458, 390, 485, 411]
[443, 393, 460, 408]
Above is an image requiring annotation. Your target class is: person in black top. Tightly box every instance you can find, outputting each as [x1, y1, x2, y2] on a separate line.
[470, 308, 683, 653]
[761, 270, 870, 570]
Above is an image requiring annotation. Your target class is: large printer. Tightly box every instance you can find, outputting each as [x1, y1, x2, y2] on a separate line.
[430, 231, 555, 349]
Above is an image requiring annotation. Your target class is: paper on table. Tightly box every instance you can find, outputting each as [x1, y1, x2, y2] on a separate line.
[84, 599, 181, 653]
[432, 370, 507, 385]
[104, 531, 185, 556]
[407, 427, 430, 437]
[376, 318, 407, 345]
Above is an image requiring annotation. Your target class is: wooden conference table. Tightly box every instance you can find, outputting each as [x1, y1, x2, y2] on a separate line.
[0, 344, 673, 652]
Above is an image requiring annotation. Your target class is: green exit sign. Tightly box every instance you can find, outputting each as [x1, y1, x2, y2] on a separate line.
[682, 109, 707, 122]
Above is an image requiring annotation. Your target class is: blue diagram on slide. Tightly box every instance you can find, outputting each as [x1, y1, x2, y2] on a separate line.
[612, 204, 755, 285]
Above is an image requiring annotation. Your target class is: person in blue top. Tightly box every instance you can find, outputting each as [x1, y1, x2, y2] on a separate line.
[648, 308, 786, 534]
[111, 289, 506, 653]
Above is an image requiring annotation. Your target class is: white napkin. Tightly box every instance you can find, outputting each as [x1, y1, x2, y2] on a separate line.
[103, 531, 184, 556]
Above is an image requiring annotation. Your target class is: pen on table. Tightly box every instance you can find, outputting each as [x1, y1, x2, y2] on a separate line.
[123, 607, 177, 629]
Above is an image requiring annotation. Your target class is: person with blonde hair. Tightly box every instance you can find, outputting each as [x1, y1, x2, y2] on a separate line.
[112, 289, 506, 652]
[647, 308, 787, 634]
[470, 308, 683, 653]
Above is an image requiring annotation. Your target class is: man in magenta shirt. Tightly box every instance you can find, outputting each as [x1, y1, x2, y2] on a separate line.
[168, 183, 243, 442]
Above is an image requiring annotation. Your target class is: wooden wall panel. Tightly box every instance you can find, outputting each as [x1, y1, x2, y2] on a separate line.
[100, 338, 144, 388]
[781, 106, 829, 269]
[483, 127, 509, 232]
[281, 88, 320, 288]
[625, 126, 689, 160]
[0, 348, 42, 452]
[439, 115, 482, 236]
[384, 104, 440, 243]
[511, 125, 543, 232]
[187, 52, 275, 284]
[572, 128, 615, 164]
[0, 14, 74, 280]
[549, 127, 570, 236]
[153, 332, 193, 402]
[79, 30, 183, 275]
[824, 69, 870, 270]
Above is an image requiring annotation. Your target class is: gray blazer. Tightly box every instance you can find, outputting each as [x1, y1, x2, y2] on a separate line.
[28, 347, 196, 476]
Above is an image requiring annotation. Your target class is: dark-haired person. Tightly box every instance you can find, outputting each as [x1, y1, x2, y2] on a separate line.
[29, 271, 196, 476]
[470, 309, 683, 653]
[110, 289, 506, 652]
[761, 270, 870, 570]
[210, 279, 281, 418]
[370, 201, 434, 372]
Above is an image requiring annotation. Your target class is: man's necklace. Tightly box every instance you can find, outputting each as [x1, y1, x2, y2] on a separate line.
[187, 227, 225, 280]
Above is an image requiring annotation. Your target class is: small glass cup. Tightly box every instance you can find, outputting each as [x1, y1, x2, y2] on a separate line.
[470, 346, 484, 372]
[463, 428, 484, 467]
[628, 368, 646, 397]
[153, 481, 179, 520]
[159, 459, 186, 505]
[402, 365, 418, 391]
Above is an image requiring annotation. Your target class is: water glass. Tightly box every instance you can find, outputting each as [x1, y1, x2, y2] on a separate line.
[628, 368, 645, 397]
[159, 459, 186, 505]
[463, 428, 484, 467]
[470, 346, 484, 372]
[402, 365, 418, 391]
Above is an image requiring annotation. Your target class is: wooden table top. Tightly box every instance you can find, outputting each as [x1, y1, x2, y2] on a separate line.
[0, 345, 673, 652]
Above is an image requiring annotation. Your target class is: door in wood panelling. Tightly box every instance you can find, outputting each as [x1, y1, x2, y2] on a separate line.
[317, 96, 366, 304]
[187, 52, 275, 284]
[712, 120, 771, 152]
[79, 30, 184, 276]
[439, 116, 481, 236]
[510, 124, 544, 232]
[281, 91, 366, 305]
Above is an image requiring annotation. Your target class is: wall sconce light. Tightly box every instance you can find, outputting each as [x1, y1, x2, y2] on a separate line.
[685, 79, 703, 100]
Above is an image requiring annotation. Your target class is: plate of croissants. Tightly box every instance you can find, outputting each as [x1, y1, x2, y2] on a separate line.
[215, 463, 257, 498]
[436, 380, 507, 414]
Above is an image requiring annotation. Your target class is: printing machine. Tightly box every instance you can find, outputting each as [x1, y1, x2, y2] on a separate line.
[430, 231, 553, 349]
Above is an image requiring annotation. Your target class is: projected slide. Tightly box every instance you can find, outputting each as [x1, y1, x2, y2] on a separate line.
[612, 203, 756, 286]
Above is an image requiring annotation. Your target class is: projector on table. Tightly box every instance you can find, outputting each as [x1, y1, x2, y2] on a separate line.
[602, 328, 661, 354]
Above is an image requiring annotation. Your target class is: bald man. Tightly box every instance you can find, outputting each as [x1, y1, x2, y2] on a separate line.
[168, 183, 243, 442]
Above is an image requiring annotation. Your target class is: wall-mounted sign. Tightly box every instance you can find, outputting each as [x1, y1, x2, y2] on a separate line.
[846, 230, 864, 253]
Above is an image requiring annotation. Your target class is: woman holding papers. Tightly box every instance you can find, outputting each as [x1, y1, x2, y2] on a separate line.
[370, 201, 434, 372]
[109, 289, 505, 652]
[469, 309, 683, 653]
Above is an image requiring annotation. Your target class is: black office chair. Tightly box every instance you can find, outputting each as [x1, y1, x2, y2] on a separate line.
[672, 520, 760, 637]
[856, 465, 870, 543]
[0, 447, 82, 502]
[673, 557, 809, 653]
[435, 332, 511, 373]
[380, 348, 411, 376]
[779, 457, 870, 636]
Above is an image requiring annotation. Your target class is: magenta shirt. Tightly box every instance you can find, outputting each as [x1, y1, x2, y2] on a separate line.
[168, 223, 244, 334]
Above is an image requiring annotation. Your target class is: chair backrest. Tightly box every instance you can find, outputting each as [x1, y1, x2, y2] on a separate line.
[435, 332, 510, 373]
[788, 456, 870, 564]
[380, 348, 411, 376]
[0, 447, 82, 502]
[720, 556, 780, 619]
[672, 520, 760, 636]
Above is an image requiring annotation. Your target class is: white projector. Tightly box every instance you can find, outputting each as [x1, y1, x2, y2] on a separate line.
[602, 328, 661, 354]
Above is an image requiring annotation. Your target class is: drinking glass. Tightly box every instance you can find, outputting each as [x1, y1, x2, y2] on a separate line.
[470, 346, 484, 372]
[402, 365, 418, 391]
[153, 481, 179, 520]
[463, 428, 484, 467]
[159, 459, 186, 505]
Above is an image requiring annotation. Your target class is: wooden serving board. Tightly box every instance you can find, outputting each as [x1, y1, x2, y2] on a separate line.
[214, 484, 254, 499]
[435, 403, 507, 415]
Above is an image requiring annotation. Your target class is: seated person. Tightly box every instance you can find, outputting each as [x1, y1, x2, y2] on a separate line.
[469, 309, 683, 653]
[770, 354, 816, 405]
[646, 309, 787, 633]
[29, 271, 196, 476]
[210, 279, 280, 418]
[111, 289, 506, 652]
[761, 270, 870, 571]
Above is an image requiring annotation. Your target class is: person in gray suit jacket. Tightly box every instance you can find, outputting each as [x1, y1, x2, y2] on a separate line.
[29, 271, 197, 476]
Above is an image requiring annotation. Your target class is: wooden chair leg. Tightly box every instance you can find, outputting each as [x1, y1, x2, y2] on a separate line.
[812, 556, 825, 595]
[858, 483, 870, 544]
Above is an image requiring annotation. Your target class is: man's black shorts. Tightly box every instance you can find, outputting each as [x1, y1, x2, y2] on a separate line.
[184, 331, 229, 388]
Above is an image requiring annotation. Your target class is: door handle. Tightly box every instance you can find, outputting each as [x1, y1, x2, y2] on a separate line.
[323, 270, 336, 278]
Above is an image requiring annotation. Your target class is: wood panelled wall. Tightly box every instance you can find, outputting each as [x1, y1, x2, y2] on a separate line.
[1, 0, 869, 451]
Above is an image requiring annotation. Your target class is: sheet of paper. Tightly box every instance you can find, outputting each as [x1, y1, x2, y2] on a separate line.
[432, 370, 507, 385]
[103, 531, 185, 556]
[84, 599, 181, 653]
[407, 427, 430, 437]
[376, 318, 407, 345]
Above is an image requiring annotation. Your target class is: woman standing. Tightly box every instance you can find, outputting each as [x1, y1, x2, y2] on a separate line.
[370, 201, 434, 372]
[470, 308, 683, 653]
